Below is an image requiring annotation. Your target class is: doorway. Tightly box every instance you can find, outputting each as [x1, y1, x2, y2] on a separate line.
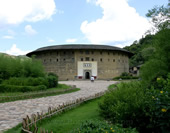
[85, 72, 90, 79]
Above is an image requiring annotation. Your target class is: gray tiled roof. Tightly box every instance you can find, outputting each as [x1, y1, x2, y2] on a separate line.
[26, 44, 133, 56]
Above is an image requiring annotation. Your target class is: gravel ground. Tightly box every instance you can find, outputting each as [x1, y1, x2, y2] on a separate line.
[0, 80, 117, 132]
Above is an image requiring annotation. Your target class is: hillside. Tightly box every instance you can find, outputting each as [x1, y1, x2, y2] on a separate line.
[0, 52, 29, 59]
[124, 34, 155, 67]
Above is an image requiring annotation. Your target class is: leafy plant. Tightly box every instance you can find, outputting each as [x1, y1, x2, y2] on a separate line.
[144, 75, 170, 133]
[2, 77, 49, 87]
[47, 72, 58, 88]
[0, 84, 47, 92]
[113, 72, 138, 80]
[140, 29, 170, 88]
[71, 120, 138, 133]
[0, 55, 45, 80]
[99, 82, 153, 132]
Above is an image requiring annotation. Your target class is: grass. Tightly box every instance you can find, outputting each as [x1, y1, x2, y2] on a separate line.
[108, 84, 117, 89]
[4, 97, 103, 133]
[0, 84, 80, 103]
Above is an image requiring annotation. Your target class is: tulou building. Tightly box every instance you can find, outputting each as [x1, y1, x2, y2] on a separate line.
[26, 44, 132, 80]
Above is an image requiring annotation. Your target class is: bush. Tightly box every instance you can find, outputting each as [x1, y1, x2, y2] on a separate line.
[144, 74, 170, 132]
[140, 29, 170, 88]
[113, 72, 138, 80]
[71, 120, 138, 133]
[2, 77, 49, 87]
[0, 55, 45, 80]
[47, 73, 58, 88]
[0, 78, 3, 84]
[0, 84, 47, 92]
[100, 79, 170, 132]
[99, 82, 153, 132]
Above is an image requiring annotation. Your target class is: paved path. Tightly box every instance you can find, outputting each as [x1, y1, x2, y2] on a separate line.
[0, 80, 117, 132]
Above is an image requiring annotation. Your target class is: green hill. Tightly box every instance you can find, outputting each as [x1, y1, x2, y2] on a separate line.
[124, 34, 155, 67]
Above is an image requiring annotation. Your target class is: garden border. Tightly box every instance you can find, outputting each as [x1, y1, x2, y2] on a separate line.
[21, 91, 105, 133]
[0, 85, 76, 103]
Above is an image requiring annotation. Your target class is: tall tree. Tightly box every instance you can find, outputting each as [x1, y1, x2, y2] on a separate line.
[140, 29, 170, 86]
[146, 0, 170, 33]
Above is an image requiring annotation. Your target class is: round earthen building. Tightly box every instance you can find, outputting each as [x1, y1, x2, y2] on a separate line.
[27, 44, 132, 80]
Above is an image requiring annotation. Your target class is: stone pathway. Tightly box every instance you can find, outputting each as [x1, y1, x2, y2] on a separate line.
[0, 80, 117, 132]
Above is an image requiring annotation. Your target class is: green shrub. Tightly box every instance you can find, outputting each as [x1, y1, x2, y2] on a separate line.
[47, 73, 58, 88]
[0, 78, 3, 84]
[2, 77, 49, 87]
[0, 55, 45, 80]
[144, 74, 170, 132]
[121, 72, 129, 77]
[71, 120, 138, 133]
[113, 72, 138, 80]
[100, 80, 170, 132]
[145, 89, 170, 133]
[140, 29, 170, 88]
[99, 82, 153, 132]
[0, 84, 47, 92]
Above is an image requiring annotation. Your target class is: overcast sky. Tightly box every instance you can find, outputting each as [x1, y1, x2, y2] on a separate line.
[0, 0, 168, 55]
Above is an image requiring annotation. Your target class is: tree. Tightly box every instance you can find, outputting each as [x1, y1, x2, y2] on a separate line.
[140, 29, 170, 86]
[146, 0, 170, 33]
[124, 35, 154, 67]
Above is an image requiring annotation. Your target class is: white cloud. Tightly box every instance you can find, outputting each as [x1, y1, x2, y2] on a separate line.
[25, 25, 37, 35]
[6, 44, 30, 56]
[2, 35, 14, 39]
[0, 0, 56, 26]
[48, 39, 55, 42]
[2, 29, 16, 39]
[46, 37, 55, 42]
[82, 0, 151, 47]
[66, 38, 77, 43]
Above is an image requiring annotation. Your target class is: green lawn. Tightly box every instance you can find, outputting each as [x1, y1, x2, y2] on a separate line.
[0, 84, 80, 103]
[5, 97, 103, 133]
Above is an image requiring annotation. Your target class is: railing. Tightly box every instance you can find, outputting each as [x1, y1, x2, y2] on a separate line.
[22, 91, 105, 133]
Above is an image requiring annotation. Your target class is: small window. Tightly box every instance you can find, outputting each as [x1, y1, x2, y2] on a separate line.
[44, 59, 46, 62]
[113, 59, 115, 62]
[100, 58, 102, 62]
[85, 51, 89, 54]
[63, 58, 66, 61]
[81, 58, 83, 61]
[50, 59, 52, 62]
[108, 52, 110, 55]
[80, 51, 83, 54]
[100, 51, 102, 55]
[72, 58, 75, 62]
[92, 58, 94, 61]
[91, 51, 94, 54]
[86, 57, 90, 61]
[108, 59, 110, 61]
[63, 51, 66, 55]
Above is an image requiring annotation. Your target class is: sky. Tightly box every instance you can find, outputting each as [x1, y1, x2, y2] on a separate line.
[0, 0, 168, 55]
